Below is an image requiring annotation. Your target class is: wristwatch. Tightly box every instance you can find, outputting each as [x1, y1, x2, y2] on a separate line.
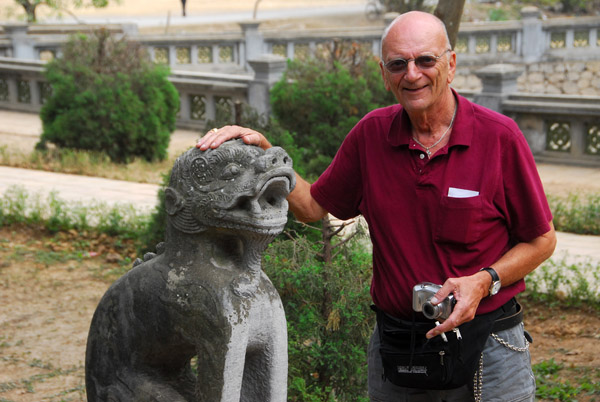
[480, 267, 501, 296]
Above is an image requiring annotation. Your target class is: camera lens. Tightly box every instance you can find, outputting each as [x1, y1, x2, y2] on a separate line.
[422, 302, 439, 319]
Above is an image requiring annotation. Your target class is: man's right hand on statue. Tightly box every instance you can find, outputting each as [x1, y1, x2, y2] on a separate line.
[196, 125, 272, 151]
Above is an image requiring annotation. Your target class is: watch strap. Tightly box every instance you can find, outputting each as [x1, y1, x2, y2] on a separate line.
[480, 267, 501, 296]
[480, 267, 499, 282]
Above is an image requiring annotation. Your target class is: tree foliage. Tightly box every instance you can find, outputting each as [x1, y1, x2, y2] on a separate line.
[270, 52, 395, 179]
[13, 0, 117, 22]
[263, 233, 374, 401]
[536, 0, 600, 14]
[39, 29, 179, 163]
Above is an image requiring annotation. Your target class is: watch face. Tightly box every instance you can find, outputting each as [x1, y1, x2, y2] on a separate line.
[491, 281, 501, 295]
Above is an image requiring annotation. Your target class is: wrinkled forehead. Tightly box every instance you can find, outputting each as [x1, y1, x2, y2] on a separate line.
[382, 13, 449, 59]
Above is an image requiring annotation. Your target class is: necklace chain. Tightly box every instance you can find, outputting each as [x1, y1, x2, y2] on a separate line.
[412, 103, 457, 157]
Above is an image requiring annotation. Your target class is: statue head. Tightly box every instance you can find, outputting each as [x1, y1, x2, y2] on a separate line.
[165, 139, 296, 238]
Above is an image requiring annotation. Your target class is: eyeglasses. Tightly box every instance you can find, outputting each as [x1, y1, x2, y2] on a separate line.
[382, 49, 452, 74]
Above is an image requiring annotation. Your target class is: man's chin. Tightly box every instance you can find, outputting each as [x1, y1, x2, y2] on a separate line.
[400, 98, 431, 113]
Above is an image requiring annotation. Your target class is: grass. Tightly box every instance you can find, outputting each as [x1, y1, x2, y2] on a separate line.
[0, 185, 151, 239]
[525, 257, 600, 309]
[548, 193, 600, 235]
[0, 358, 83, 400]
[0, 145, 174, 185]
[534, 359, 600, 401]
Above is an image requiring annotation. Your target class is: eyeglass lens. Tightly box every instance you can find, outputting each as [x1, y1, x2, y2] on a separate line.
[386, 55, 439, 73]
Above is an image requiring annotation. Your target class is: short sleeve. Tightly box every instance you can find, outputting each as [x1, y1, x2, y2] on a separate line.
[500, 128, 553, 242]
[310, 126, 363, 220]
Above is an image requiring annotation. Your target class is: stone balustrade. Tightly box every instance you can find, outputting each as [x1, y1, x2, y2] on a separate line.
[1, 7, 599, 166]
[0, 55, 287, 128]
[473, 64, 600, 167]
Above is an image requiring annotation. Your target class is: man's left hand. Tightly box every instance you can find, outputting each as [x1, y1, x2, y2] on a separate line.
[425, 271, 491, 339]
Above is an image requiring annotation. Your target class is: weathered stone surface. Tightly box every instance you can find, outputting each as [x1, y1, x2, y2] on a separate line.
[545, 84, 562, 95]
[562, 81, 580, 94]
[578, 78, 591, 89]
[454, 61, 600, 96]
[548, 73, 565, 84]
[528, 72, 545, 84]
[85, 140, 295, 402]
[588, 61, 600, 73]
[582, 87, 598, 96]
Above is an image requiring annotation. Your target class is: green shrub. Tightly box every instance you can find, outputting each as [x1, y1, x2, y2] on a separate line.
[488, 8, 509, 21]
[137, 170, 170, 254]
[524, 257, 600, 309]
[0, 185, 149, 238]
[39, 29, 179, 163]
[263, 234, 374, 401]
[270, 58, 394, 178]
[547, 193, 600, 235]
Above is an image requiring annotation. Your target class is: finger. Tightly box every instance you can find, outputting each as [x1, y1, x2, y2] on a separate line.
[425, 293, 477, 338]
[197, 126, 242, 150]
[196, 127, 220, 150]
[426, 311, 459, 338]
[430, 280, 455, 306]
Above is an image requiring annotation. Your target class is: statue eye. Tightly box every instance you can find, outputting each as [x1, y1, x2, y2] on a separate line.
[221, 163, 241, 180]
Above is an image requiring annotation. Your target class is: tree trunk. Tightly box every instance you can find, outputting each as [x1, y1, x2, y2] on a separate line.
[16, 0, 37, 22]
[253, 0, 262, 19]
[434, 0, 466, 49]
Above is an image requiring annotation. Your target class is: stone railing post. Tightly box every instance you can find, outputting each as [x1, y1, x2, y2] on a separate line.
[520, 6, 544, 63]
[247, 54, 287, 117]
[240, 21, 265, 71]
[3, 24, 36, 60]
[384, 12, 400, 26]
[473, 64, 523, 113]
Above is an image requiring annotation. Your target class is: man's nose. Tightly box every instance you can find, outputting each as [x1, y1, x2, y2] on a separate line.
[403, 60, 422, 81]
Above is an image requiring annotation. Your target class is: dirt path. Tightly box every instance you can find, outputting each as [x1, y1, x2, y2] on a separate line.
[0, 227, 115, 402]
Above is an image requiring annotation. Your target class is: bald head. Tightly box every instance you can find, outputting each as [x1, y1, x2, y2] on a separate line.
[380, 11, 451, 58]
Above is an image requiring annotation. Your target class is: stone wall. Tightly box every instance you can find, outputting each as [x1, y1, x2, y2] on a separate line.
[453, 61, 600, 96]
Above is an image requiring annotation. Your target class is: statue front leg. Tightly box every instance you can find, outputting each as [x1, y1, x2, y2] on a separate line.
[195, 323, 250, 402]
[241, 300, 288, 402]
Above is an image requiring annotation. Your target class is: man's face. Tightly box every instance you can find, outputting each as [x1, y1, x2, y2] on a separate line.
[380, 20, 456, 114]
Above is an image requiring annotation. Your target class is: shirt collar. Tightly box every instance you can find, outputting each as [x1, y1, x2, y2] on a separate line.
[386, 88, 474, 148]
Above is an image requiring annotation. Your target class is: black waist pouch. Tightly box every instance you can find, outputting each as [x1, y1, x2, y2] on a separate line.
[372, 305, 504, 390]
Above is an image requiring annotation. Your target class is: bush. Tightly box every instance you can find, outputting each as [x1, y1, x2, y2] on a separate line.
[137, 170, 170, 254]
[39, 29, 179, 163]
[0, 185, 149, 238]
[270, 58, 395, 178]
[263, 234, 374, 401]
[547, 193, 600, 235]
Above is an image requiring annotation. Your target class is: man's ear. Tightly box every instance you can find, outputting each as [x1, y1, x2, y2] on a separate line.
[165, 187, 184, 216]
[447, 50, 457, 84]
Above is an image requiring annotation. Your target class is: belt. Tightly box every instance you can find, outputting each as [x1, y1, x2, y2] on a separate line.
[491, 300, 523, 332]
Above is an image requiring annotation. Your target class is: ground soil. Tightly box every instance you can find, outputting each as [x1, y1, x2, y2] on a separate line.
[0, 224, 599, 401]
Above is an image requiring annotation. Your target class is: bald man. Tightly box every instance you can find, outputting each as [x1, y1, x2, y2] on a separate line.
[198, 11, 555, 401]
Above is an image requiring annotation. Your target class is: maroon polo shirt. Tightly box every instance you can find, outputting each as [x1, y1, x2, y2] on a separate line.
[311, 91, 552, 318]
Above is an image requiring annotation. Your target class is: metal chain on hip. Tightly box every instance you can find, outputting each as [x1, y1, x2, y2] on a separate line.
[472, 331, 530, 402]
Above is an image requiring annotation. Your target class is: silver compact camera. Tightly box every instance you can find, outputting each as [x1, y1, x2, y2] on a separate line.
[412, 282, 456, 320]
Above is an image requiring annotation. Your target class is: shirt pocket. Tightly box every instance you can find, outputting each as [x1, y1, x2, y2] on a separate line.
[435, 195, 483, 245]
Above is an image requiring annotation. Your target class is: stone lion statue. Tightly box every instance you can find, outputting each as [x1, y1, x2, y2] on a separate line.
[85, 140, 295, 402]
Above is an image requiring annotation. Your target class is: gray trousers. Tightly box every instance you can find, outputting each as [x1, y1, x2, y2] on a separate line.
[368, 322, 536, 402]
